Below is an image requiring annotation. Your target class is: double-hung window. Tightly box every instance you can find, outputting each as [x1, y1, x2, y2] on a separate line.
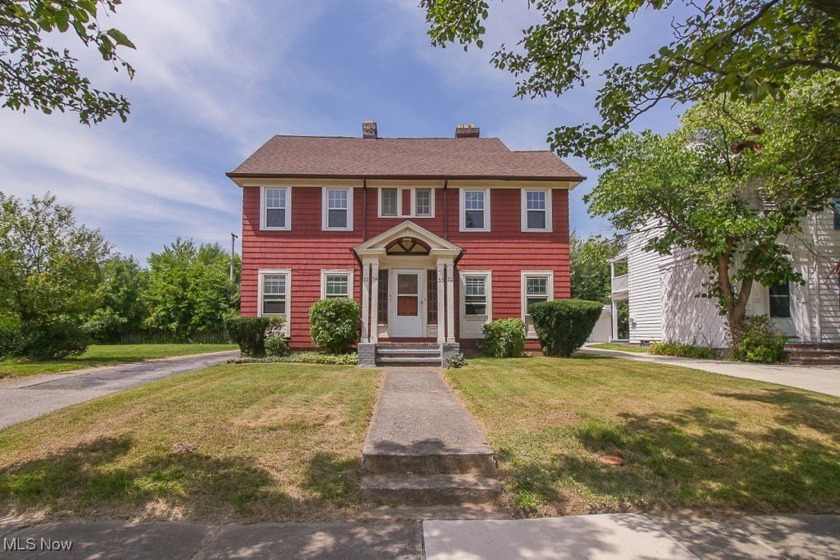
[262, 187, 291, 230]
[460, 188, 490, 231]
[414, 188, 432, 217]
[522, 272, 554, 336]
[322, 271, 352, 299]
[464, 276, 488, 317]
[259, 270, 291, 333]
[323, 187, 353, 230]
[769, 283, 791, 318]
[522, 189, 552, 232]
[380, 188, 399, 217]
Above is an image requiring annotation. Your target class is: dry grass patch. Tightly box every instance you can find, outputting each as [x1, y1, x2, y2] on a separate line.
[0, 363, 378, 523]
[446, 356, 840, 518]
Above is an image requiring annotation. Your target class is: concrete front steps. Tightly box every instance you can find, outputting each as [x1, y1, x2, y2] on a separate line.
[360, 369, 502, 506]
[786, 343, 840, 366]
[375, 343, 441, 367]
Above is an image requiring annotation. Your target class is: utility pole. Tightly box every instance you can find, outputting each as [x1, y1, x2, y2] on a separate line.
[230, 232, 238, 283]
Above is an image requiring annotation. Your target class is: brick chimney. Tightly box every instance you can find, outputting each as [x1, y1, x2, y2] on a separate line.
[362, 120, 378, 139]
[455, 124, 480, 138]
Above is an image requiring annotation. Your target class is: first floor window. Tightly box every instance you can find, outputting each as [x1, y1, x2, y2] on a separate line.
[261, 272, 289, 321]
[464, 275, 488, 316]
[769, 282, 791, 318]
[461, 189, 489, 231]
[378, 269, 389, 324]
[523, 272, 553, 336]
[834, 199, 840, 230]
[523, 190, 549, 231]
[427, 269, 438, 324]
[323, 272, 351, 299]
[263, 187, 290, 230]
[324, 188, 352, 230]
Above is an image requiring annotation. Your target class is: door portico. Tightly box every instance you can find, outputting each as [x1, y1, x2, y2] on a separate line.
[354, 221, 462, 344]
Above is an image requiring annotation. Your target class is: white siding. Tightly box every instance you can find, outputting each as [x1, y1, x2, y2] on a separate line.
[626, 227, 667, 343]
[587, 307, 612, 343]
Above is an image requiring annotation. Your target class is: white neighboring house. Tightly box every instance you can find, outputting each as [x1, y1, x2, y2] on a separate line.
[609, 209, 840, 347]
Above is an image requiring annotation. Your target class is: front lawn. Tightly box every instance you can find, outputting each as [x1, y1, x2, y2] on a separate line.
[0, 363, 378, 522]
[446, 356, 840, 517]
[0, 343, 238, 379]
[588, 343, 650, 353]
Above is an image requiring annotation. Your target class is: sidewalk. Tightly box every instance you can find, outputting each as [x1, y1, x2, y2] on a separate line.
[2, 514, 837, 559]
[581, 345, 840, 397]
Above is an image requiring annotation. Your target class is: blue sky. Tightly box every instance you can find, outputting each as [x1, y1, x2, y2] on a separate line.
[0, 0, 686, 262]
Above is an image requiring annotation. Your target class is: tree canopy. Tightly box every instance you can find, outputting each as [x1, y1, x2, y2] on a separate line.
[421, 0, 840, 157]
[0, 0, 135, 124]
[0, 192, 111, 324]
[585, 73, 840, 342]
[570, 233, 622, 303]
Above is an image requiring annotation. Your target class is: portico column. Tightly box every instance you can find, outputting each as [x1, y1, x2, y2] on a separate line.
[436, 261, 446, 343]
[361, 260, 371, 343]
[369, 261, 380, 343]
[445, 261, 456, 343]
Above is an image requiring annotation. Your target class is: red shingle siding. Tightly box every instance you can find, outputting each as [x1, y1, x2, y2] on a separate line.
[241, 185, 570, 349]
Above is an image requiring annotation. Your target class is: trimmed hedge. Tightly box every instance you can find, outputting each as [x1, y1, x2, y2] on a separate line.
[483, 318, 526, 358]
[649, 341, 715, 359]
[733, 315, 788, 363]
[528, 299, 603, 357]
[231, 352, 358, 365]
[225, 316, 282, 357]
[309, 298, 360, 355]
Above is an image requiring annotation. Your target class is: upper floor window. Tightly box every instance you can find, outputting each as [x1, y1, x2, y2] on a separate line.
[322, 270, 352, 299]
[323, 187, 353, 231]
[380, 188, 399, 217]
[769, 282, 791, 318]
[259, 269, 291, 334]
[414, 188, 432, 217]
[460, 188, 490, 232]
[522, 189, 552, 232]
[378, 187, 434, 218]
[261, 187, 291, 230]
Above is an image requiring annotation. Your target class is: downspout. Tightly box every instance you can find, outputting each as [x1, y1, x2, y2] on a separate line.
[443, 180, 449, 239]
[362, 179, 368, 241]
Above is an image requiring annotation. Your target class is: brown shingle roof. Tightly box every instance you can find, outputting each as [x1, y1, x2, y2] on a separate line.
[228, 136, 584, 181]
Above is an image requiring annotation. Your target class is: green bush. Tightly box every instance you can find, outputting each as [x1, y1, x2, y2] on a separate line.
[20, 316, 90, 360]
[483, 318, 526, 357]
[265, 335, 290, 357]
[231, 352, 358, 365]
[309, 298, 360, 355]
[83, 308, 128, 343]
[733, 315, 788, 363]
[225, 316, 281, 357]
[0, 315, 22, 358]
[528, 299, 603, 357]
[444, 353, 468, 369]
[649, 341, 715, 359]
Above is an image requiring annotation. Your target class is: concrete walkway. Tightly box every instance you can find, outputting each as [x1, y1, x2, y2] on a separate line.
[1, 514, 836, 559]
[581, 346, 840, 397]
[0, 351, 238, 429]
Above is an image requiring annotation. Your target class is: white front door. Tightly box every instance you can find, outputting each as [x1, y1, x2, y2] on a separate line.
[390, 270, 424, 337]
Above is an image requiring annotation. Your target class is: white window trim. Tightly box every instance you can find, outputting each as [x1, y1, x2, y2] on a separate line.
[378, 188, 403, 218]
[320, 269, 354, 299]
[257, 269, 291, 336]
[377, 187, 436, 218]
[260, 186, 292, 231]
[459, 271, 492, 338]
[521, 188, 553, 232]
[459, 188, 491, 232]
[322, 187, 354, 231]
[521, 271, 554, 338]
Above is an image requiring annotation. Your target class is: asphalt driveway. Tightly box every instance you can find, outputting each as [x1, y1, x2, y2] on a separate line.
[0, 351, 238, 429]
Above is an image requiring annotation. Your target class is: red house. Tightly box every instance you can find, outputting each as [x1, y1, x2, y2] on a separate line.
[227, 122, 584, 365]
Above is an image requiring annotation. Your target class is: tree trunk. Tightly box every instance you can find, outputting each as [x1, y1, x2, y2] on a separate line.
[726, 277, 754, 351]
